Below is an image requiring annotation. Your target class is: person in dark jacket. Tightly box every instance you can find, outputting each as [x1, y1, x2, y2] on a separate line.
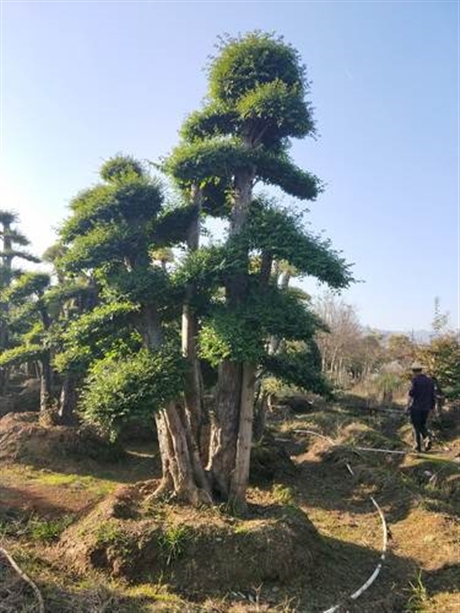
[406, 361, 435, 452]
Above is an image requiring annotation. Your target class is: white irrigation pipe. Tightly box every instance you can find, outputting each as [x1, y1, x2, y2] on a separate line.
[293, 429, 335, 445]
[351, 446, 406, 456]
[295, 429, 389, 613]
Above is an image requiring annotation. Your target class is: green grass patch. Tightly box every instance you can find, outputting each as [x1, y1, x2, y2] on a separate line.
[28, 515, 75, 542]
[0, 510, 75, 542]
[158, 524, 190, 566]
[93, 521, 134, 559]
[272, 483, 296, 505]
[404, 572, 429, 612]
[30, 470, 115, 495]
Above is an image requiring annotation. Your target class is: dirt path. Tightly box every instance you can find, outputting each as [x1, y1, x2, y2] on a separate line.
[0, 444, 159, 518]
[282, 408, 460, 612]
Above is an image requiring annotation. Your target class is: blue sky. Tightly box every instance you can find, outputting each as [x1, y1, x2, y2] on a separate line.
[1, 0, 458, 331]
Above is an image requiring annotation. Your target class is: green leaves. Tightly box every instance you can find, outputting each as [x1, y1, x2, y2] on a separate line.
[208, 32, 306, 105]
[262, 342, 332, 397]
[4, 272, 50, 303]
[163, 138, 249, 184]
[247, 203, 353, 288]
[100, 155, 146, 182]
[164, 139, 321, 201]
[81, 348, 188, 439]
[153, 204, 198, 246]
[62, 179, 163, 244]
[417, 334, 460, 400]
[0, 344, 44, 367]
[54, 301, 140, 374]
[238, 80, 314, 141]
[60, 222, 132, 271]
[198, 283, 327, 366]
[180, 103, 237, 142]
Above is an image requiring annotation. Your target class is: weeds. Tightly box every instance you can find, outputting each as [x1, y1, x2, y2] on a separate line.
[158, 524, 189, 566]
[272, 483, 295, 505]
[0, 511, 74, 542]
[28, 515, 74, 542]
[95, 522, 133, 555]
[404, 571, 429, 612]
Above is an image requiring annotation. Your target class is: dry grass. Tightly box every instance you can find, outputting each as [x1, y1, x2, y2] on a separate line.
[0, 402, 458, 612]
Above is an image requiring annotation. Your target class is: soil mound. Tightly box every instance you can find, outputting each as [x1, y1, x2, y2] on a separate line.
[250, 432, 297, 484]
[60, 484, 323, 595]
[0, 379, 40, 417]
[0, 412, 124, 464]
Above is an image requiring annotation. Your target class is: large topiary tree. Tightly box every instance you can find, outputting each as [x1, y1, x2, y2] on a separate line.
[58, 34, 353, 511]
[163, 32, 353, 509]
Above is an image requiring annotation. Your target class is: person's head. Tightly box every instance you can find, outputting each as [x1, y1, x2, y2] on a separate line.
[411, 361, 423, 374]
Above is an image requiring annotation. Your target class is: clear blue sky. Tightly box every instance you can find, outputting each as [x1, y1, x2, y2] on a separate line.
[1, 0, 458, 332]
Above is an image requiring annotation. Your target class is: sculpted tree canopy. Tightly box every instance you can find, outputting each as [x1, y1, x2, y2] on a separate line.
[161, 32, 353, 510]
[0, 212, 41, 394]
[56, 34, 353, 512]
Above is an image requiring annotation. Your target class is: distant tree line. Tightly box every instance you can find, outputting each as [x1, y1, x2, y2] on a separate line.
[313, 292, 459, 404]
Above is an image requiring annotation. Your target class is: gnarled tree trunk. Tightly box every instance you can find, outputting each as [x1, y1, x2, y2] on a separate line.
[207, 360, 243, 498]
[229, 362, 257, 510]
[207, 162, 256, 508]
[139, 302, 210, 506]
[154, 402, 210, 505]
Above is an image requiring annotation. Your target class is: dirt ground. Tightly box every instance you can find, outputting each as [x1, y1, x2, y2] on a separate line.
[0, 402, 458, 612]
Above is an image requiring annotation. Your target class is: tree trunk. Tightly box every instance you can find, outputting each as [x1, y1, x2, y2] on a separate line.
[39, 354, 53, 413]
[0, 368, 7, 397]
[153, 403, 210, 505]
[229, 363, 257, 512]
[208, 161, 255, 505]
[253, 390, 267, 443]
[208, 360, 243, 498]
[182, 186, 205, 448]
[58, 374, 78, 424]
[138, 302, 210, 506]
[138, 305, 165, 351]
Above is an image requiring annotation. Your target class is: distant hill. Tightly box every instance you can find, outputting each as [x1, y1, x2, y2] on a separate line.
[363, 328, 432, 344]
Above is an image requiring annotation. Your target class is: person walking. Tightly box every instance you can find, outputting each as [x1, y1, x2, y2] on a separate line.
[406, 361, 436, 452]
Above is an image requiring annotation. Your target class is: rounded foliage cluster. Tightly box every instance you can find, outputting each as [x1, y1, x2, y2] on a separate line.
[208, 32, 305, 104]
[81, 348, 188, 439]
[100, 155, 145, 183]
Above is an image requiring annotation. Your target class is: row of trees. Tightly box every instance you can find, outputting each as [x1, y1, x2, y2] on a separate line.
[0, 33, 353, 511]
[313, 292, 460, 402]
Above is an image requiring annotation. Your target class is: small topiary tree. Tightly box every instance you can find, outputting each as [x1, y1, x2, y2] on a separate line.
[0, 211, 40, 394]
[58, 155, 213, 503]
[0, 272, 55, 412]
